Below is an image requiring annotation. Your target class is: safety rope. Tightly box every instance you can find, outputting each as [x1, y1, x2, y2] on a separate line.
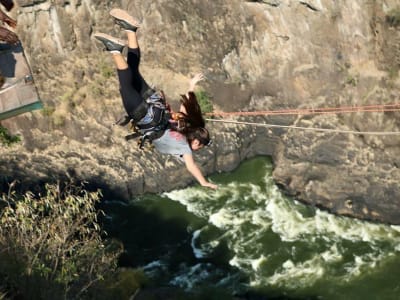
[205, 118, 400, 135]
[205, 103, 400, 117]
[205, 102, 400, 135]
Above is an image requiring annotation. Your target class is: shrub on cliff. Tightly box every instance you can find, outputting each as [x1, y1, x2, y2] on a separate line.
[0, 184, 122, 299]
[386, 8, 400, 27]
[0, 125, 20, 146]
[195, 89, 214, 114]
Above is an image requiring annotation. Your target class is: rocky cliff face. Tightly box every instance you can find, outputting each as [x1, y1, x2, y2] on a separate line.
[1, 0, 400, 224]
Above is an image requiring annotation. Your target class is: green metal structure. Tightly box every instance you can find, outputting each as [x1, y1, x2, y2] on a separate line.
[0, 42, 42, 121]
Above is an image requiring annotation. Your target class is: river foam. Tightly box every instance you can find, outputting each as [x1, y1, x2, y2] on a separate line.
[163, 158, 400, 293]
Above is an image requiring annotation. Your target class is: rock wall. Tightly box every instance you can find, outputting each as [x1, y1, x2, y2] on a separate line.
[1, 0, 400, 224]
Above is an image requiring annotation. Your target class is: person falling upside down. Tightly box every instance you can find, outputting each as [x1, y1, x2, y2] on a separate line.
[94, 8, 218, 190]
[0, 0, 18, 44]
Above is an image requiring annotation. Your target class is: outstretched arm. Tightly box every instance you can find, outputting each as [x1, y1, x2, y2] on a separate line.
[180, 72, 205, 113]
[188, 72, 204, 94]
[183, 153, 218, 189]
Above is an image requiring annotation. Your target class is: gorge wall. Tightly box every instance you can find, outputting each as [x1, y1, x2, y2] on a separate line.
[1, 0, 400, 224]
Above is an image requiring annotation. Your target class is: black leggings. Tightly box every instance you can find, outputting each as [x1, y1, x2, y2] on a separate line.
[117, 47, 154, 117]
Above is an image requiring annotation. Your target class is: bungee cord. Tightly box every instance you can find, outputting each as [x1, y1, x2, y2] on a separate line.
[205, 103, 400, 135]
[205, 103, 400, 117]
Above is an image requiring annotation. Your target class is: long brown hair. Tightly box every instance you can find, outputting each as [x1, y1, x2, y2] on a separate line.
[179, 92, 205, 130]
[186, 127, 211, 146]
[173, 92, 211, 146]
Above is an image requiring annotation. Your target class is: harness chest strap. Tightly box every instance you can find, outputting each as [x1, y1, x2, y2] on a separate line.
[123, 90, 171, 148]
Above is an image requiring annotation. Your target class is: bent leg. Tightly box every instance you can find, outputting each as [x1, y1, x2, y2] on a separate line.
[118, 69, 144, 117]
[111, 52, 128, 71]
[126, 31, 153, 98]
[112, 53, 144, 117]
[127, 48, 153, 97]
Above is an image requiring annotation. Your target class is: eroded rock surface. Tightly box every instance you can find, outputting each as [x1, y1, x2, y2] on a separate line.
[1, 0, 400, 224]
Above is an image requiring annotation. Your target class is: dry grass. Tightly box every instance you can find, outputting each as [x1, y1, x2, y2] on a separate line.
[0, 183, 122, 299]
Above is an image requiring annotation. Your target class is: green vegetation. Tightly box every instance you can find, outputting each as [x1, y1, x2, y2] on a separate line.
[40, 105, 56, 117]
[0, 184, 126, 299]
[99, 61, 114, 79]
[59, 89, 77, 110]
[195, 89, 214, 114]
[86, 57, 118, 99]
[91, 268, 148, 300]
[345, 74, 358, 87]
[0, 182, 236, 299]
[52, 113, 66, 127]
[387, 66, 399, 80]
[0, 125, 20, 146]
[386, 8, 400, 27]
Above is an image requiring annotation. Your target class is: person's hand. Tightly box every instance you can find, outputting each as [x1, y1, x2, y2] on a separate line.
[0, 0, 14, 12]
[0, 9, 16, 27]
[201, 181, 218, 190]
[189, 72, 205, 91]
[0, 26, 18, 44]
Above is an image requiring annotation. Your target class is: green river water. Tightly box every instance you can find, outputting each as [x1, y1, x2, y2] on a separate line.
[102, 157, 400, 300]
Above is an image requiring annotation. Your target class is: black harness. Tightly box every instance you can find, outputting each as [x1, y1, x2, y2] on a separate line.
[117, 90, 171, 149]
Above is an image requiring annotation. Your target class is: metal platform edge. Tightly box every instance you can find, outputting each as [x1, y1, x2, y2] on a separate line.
[0, 100, 43, 121]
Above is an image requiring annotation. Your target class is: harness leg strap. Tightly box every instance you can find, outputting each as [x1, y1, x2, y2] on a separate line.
[130, 101, 149, 122]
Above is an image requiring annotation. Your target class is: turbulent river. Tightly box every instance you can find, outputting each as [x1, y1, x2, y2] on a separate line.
[102, 157, 400, 299]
